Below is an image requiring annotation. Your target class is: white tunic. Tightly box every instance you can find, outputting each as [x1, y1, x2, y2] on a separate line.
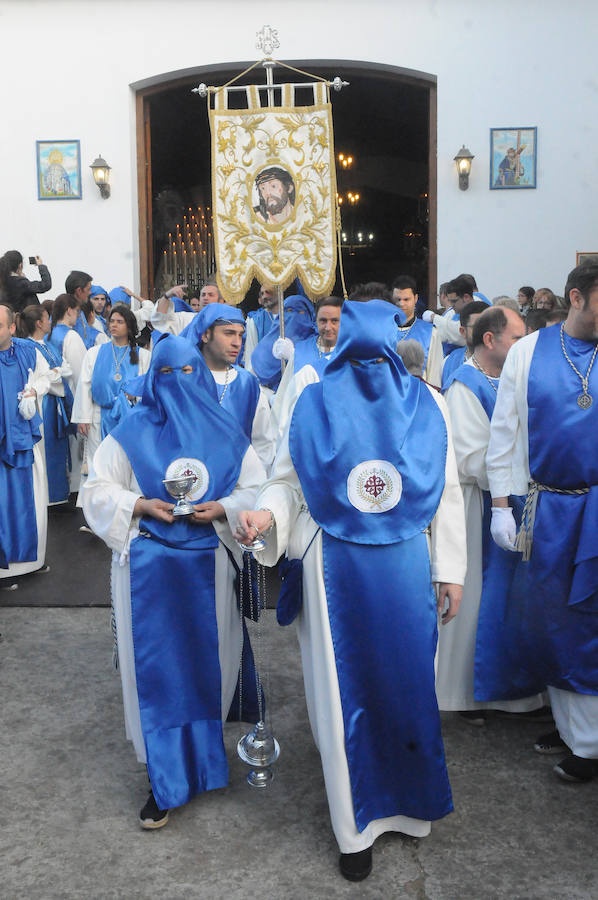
[92, 328, 109, 347]
[82, 436, 265, 763]
[255, 366, 467, 852]
[268, 344, 333, 451]
[437, 361, 543, 712]
[487, 329, 598, 758]
[59, 328, 87, 396]
[432, 308, 465, 348]
[486, 330, 538, 498]
[150, 299, 195, 335]
[129, 296, 155, 333]
[71, 345, 152, 465]
[32, 338, 66, 398]
[3, 348, 51, 578]
[244, 312, 279, 374]
[243, 316, 259, 373]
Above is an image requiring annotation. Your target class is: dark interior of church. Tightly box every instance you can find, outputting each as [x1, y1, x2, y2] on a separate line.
[148, 62, 431, 305]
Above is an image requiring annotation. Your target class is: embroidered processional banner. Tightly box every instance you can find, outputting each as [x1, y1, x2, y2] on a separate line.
[209, 82, 338, 305]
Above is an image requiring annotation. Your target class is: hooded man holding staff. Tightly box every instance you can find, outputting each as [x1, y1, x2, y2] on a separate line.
[82, 334, 265, 828]
[235, 300, 466, 881]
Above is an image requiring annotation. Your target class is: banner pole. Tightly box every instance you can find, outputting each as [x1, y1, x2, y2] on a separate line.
[262, 56, 286, 371]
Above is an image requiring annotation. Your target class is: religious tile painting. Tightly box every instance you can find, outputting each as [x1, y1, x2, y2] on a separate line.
[36, 140, 81, 200]
[490, 128, 537, 190]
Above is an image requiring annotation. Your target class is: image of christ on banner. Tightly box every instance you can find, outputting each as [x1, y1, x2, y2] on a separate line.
[209, 82, 338, 304]
[253, 166, 296, 225]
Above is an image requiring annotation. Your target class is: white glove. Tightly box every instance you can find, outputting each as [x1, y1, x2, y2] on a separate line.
[490, 506, 518, 552]
[422, 310, 435, 323]
[19, 396, 36, 420]
[272, 337, 294, 361]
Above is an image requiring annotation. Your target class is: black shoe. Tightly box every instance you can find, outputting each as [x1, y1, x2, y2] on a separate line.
[458, 710, 487, 727]
[139, 791, 169, 829]
[534, 729, 568, 755]
[494, 705, 553, 723]
[553, 754, 598, 783]
[339, 848, 372, 882]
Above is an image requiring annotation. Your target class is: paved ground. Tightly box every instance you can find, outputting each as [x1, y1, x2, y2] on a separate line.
[0, 501, 111, 607]
[2, 603, 597, 900]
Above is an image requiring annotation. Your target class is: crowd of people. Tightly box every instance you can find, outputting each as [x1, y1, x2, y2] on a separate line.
[1, 249, 596, 882]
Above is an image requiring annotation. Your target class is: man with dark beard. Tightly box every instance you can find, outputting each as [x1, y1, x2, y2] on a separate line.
[254, 167, 295, 225]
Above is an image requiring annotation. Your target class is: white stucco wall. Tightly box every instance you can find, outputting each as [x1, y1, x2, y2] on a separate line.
[1, 0, 596, 299]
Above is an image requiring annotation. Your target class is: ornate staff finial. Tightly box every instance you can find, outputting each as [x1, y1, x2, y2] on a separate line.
[256, 25, 279, 58]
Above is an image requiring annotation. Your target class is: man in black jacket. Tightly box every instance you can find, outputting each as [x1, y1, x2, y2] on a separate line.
[0, 251, 52, 313]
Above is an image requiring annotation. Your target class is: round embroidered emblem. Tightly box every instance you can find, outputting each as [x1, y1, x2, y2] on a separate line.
[347, 460, 402, 513]
[165, 458, 209, 502]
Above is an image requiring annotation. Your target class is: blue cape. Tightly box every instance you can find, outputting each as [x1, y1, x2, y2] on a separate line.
[91, 342, 140, 439]
[45, 323, 71, 361]
[444, 360, 497, 419]
[0, 339, 42, 567]
[247, 307, 276, 342]
[290, 300, 446, 544]
[112, 334, 249, 547]
[441, 346, 467, 391]
[251, 295, 316, 390]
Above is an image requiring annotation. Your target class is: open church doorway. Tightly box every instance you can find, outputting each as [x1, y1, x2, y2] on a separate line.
[134, 60, 436, 308]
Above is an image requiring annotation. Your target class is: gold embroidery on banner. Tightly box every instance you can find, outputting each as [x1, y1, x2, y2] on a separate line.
[210, 99, 338, 304]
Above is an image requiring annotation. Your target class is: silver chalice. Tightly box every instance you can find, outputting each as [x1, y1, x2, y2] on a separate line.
[162, 474, 196, 517]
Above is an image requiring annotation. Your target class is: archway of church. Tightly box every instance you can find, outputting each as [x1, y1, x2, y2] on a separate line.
[134, 60, 436, 309]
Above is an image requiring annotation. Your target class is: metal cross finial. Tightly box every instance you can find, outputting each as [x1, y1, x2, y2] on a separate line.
[256, 25, 279, 57]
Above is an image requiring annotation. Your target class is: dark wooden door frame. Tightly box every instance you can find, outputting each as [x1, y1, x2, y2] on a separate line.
[134, 60, 437, 304]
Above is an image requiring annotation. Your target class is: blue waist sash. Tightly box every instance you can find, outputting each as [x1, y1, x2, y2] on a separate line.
[0, 463, 37, 568]
[130, 530, 228, 809]
[322, 531, 452, 829]
[28, 338, 74, 503]
[42, 393, 72, 503]
[474, 493, 546, 700]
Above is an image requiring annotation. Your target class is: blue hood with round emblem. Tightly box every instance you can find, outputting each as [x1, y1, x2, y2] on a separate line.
[111, 334, 249, 547]
[289, 300, 447, 544]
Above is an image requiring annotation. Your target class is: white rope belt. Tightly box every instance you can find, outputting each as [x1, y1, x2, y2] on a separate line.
[516, 481, 590, 561]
